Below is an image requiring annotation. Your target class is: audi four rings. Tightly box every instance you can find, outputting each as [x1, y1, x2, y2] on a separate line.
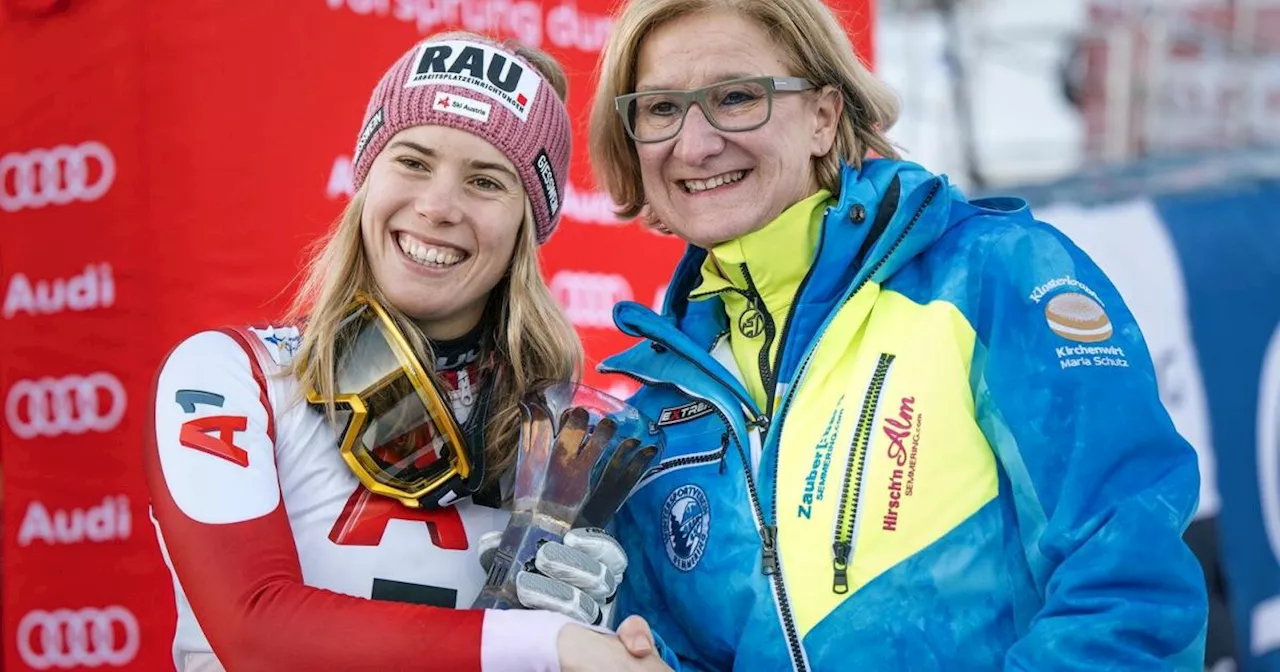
[0, 142, 116, 213]
[17, 606, 140, 669]
[550, 270, 635, 330]
[4, 372, 128, 439]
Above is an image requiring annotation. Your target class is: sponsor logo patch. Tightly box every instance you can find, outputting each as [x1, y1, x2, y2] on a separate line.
[249, 326, 302, 366]
[881, 396, 923, 532]
[1055, 343, 1130, 370]
[1029, 275, 1105, 306]
[353, 107, 385, 166]
[1045, 291, 1113, 343]
[1033, 280, 1130, 369]
[797, 397, 843, 519]
[405, 40, 541, 121]
[657, 400, 714, 426]
[433, 92, 491, 123]
[738, 308, 765, 338]
[533, 149, 559, 218]
[662, 484, 710, 572]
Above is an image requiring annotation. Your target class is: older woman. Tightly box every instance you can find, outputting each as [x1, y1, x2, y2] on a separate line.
[591, 0, 1209, 670]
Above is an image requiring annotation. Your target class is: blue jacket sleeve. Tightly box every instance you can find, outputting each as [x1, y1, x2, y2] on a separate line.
[608, 507, 695, 671]
[970, 221, 1208, 670]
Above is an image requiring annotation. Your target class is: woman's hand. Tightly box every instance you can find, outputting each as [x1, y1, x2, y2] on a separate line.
[617, 615, 658, 658]
[557, 623, 672, 672]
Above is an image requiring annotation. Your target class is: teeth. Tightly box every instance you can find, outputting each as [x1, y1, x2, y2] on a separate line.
[397, 233, 464, 268]
[682, 170, 747, 193]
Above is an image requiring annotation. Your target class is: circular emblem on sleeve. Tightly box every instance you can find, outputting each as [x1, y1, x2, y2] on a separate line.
[662, 484, 710, 572]
[1045, 292, 1113, 343]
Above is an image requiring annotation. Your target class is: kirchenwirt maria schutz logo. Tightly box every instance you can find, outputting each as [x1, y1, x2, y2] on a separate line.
[662, 484, 710, 572]
[1044, 291, 1113, 343]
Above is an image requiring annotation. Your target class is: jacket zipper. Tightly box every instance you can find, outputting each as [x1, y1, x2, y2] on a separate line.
[832, 353, 894, 594]
[762, 180, 939, 669]
[764, 205, 832, 416]
[637, 433, 728, 487]
[737, 263, 778, 411]
[728, 417, 807, 671]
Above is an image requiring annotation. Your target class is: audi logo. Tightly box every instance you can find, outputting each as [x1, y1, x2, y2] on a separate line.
[549, 271, 634, 329]
[0, 141, 115, 213]
[17, 606, 139, 669]
[5, 372, 127, 439]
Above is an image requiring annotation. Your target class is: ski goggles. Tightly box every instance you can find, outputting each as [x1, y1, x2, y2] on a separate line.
[307, 293, 483, 508]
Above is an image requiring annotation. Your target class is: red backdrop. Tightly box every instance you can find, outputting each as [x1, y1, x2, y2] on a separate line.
[0, 1, 874, 669]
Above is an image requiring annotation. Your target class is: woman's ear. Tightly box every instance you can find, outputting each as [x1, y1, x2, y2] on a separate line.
[810, 85, 844, 158]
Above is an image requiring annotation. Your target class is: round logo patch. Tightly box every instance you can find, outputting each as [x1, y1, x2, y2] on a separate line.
[1045, 292, 1113, 343]
[662, 484, 710, 572]
[738, 308, 765, 339]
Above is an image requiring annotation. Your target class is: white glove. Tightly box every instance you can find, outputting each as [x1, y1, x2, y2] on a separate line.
[478, 527, 628, 626]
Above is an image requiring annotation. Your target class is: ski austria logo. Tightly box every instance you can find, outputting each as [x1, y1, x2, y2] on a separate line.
[404, 40, 541, 121]
[662, 484, 710, 572]
[249, 326, 302, 367]
[1044, 292, 1113, 343]
[433, 91, 492, 123]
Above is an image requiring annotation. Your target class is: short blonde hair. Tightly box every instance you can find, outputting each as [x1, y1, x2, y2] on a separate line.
[589, 0, 902, 219]
[287, 34, 582, 486]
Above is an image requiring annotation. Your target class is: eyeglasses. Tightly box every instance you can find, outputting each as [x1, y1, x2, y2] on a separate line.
[614, 76, 817, 143]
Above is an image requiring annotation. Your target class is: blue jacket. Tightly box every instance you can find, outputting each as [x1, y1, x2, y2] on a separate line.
[601, 159, 1208, 670]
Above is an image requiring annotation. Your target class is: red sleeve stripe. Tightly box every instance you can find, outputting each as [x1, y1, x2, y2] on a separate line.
[218, 327, 277, 446]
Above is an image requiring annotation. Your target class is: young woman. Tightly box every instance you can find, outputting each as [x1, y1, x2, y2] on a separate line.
[590, 0, 1208, 669]
[145, 32, 669, 672]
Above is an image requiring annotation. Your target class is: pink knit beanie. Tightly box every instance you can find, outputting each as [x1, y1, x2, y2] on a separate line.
[351, 35, 571, 245]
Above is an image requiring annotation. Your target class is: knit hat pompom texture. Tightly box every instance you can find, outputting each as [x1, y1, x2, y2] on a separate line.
[352, 36, 571, 245]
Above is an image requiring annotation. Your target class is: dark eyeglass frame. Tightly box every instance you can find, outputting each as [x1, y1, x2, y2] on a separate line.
[614, 75, 817, 143]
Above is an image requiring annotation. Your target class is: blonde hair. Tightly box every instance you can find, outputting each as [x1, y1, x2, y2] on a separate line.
[287, 36, 582, 486]
[589, 0, 902, 219]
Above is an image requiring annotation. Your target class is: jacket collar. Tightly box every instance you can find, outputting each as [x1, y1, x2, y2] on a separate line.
[604, 159, 1004, 395]
[657, 160, 955, 334]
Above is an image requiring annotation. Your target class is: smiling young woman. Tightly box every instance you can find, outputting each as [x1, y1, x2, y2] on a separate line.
[144, 31, 671, 672]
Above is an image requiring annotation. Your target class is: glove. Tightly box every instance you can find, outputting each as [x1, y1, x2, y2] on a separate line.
[479, 526, 628, 626]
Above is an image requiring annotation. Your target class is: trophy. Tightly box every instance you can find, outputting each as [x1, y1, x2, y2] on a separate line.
[472, 382, 665, 610]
